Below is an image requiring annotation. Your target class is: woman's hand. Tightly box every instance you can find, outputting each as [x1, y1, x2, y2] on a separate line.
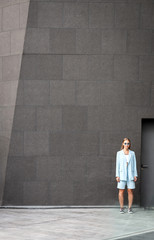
[134, 176, 137, 182]
[116, 177, 120, 182]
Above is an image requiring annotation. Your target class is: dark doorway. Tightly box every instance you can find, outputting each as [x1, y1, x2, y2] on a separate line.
[140, 119, 154, 208]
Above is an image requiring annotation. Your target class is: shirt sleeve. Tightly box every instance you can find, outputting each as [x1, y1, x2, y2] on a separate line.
[115, 152, 120, 177]
[133, 152, 138, 177]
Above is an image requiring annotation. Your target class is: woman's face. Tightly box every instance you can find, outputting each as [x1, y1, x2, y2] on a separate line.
[123, 140, 130, 150]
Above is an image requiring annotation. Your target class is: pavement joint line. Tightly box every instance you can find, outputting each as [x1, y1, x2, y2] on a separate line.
[0, 218, 67, 229]
[106, 228, 154, 240]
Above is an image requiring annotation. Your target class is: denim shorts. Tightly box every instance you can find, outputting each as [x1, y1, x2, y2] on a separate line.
[117, 180, 135, 189]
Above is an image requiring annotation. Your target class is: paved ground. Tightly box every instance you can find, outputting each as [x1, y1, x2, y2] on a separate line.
[0, 207, 154, 240]
[121, 231, 154, 240]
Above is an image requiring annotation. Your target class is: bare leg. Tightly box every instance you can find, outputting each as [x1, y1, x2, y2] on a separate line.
[127, 189, 133, 208]
[119, 189, 125, 208]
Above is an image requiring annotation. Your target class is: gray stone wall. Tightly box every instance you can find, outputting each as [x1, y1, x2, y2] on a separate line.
[0, 0, 29, 205]
[2, 0, 154, 205]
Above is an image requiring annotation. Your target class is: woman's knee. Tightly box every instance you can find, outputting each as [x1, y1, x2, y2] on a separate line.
[119, 189, 125, 195]
[127, 188, 133, 194]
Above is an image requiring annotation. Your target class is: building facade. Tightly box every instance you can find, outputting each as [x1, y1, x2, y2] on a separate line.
[1, 0, 154, 205]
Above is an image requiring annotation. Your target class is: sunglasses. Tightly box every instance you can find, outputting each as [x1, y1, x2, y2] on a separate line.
[124, 142, 130, 145]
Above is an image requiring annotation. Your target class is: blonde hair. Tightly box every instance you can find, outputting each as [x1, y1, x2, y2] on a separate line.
[120, 138, 131, 150]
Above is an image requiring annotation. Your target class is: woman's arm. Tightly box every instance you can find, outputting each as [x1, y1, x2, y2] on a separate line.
[134, 152, 138, 177]
[115, 152, 120, 178]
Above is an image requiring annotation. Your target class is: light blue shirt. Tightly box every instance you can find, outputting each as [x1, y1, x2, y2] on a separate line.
[115, 149, 138, 181]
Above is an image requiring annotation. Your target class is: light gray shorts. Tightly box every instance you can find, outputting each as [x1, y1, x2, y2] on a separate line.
[117, 180, 135, 189]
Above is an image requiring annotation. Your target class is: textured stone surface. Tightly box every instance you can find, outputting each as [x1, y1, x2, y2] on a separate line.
[0, 208, 154, 240]
[0, 0, 30, 206]
[2, 4, 20, 31]
[1, 0, 154, 206]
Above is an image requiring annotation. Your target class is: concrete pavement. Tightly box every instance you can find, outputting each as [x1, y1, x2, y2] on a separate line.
[0, 207, 154, 240]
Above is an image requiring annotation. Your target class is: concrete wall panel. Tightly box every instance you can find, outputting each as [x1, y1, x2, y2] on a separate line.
[2, 0, 154, 206]
[0, 0, 30, 206]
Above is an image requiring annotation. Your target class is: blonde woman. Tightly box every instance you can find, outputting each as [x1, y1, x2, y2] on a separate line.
[116, 138, 138, 214]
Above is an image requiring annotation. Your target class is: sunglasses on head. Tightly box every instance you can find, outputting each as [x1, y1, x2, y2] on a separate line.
[124, 142, 130, 145]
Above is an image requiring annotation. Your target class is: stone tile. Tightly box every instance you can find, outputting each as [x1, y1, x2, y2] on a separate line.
[100, 81, 125, 106]
[20, 2, 29, 28]
[64, 2, 88, 28]
[141, 1, 154, 29]
[120, 107, 141, 132]
[15, 80, 24, 105]
[24, 131, 49, 156]
[88, 105, 140, 132]
[87, 106, 102, 131]
[76, 29, 101, 54]
[89, 2, 114, 28]
[114, 55, 139, 82]
[24, 28, 50, 54]
[50, 81, 75, 105]
[101, 29, 127, 54]
[38, 2, 63, 28]
[49, 179, 74, 205]
[0, 8, 2, 32]
[62, 106, 88, 131]
[0, 132, 10, 164]
[60, 155, 87, 182]
[151, 84, 154, 106]
[20, 55, 62, 80]
[0, 0, 12, 8]
[19, 0, 31, 3]
[31, 0, 128, 1]
[100, 132, 126, 156]
[0, 32, 10, 56]
[49, 132, 99, 156]
[24, 80, 50, 106]
[0, 0, 27, 7]
[139, 56, 154, 82]
[23, 181, 48, 205]
[127, 30, 152, 54]
[5, 156, 36, 182]
[73, 179, 100, 205]
[2, 4, 20, 31]
[125, 81, 151, 107]
[36, 106, 62, 131]
[2, 181, 23, 205]
[152, 32, 154, 53]
[2, 55, 22, 81]
[88, 55, 113, 81]
[76, 81, 101, 105]
[50, 28, 76, 54]
[0, 57, 2, 80]
[0, 107, 14, 131]
[9, 131, 24, 156]
[27, 1, 38, 28]
[115, 2, 140, 28]
[0, 81, 18, 106]
[36, 156, 62, 182]
[11, 29, 25, 55]
[63, 55, 88, 80]
[12, 106, 36, 131]
[86, 155, 113, 180]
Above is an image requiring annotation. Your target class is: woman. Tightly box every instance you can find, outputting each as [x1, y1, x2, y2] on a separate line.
[115, 138, 138, 214]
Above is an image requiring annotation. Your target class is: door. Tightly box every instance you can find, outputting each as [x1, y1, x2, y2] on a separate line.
[140, 119, 154, 208]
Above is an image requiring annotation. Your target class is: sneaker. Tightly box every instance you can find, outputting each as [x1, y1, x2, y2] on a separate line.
[120, 207, 125, 214]
[128, 207, 133, 214]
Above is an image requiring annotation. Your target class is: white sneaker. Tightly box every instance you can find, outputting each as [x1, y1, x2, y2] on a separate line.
[128, 207, 133, 214]
[120, 208, 125, 214]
